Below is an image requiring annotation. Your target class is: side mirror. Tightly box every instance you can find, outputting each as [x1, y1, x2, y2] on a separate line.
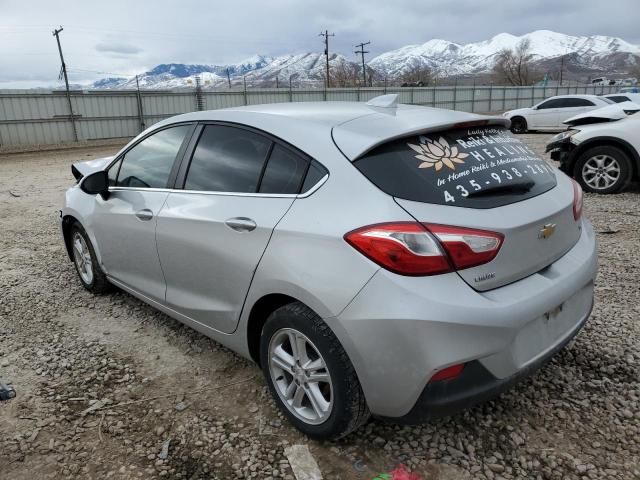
[80, 171, 110, 199]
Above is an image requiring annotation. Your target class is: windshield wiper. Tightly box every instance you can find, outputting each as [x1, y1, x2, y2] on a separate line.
[467, 181, 534, 198]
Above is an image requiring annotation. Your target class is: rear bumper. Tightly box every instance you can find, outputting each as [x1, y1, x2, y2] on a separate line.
[390, 296, 592, 424]
[327, 219, 597, 418]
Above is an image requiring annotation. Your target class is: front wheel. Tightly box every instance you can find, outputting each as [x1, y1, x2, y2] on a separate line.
[70, 223, 111, 293]
[260, 302, 370, 439]
[574, 146, 632, 194]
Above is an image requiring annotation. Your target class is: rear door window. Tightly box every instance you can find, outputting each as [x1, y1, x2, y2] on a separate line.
[185, 125, 271, 192]
[355, 126, 557, 208]
[258, 144, 308, 194]
[301, 161, 328, 193]
[565, 98, 595, 107]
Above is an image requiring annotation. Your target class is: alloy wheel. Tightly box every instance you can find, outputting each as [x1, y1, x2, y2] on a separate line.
[582, 154, 620, 190]
[72, 232, 94, 285]
[268, 328, 333, 425]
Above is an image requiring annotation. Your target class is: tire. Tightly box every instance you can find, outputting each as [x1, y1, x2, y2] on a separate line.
[574, 145, 632, 194]
[70, 222, 111, 293]
[509, 116, 527, 134]
[260, 302, 370, 439]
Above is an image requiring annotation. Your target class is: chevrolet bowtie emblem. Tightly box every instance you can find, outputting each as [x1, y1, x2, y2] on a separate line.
[539, 223, 557, 239]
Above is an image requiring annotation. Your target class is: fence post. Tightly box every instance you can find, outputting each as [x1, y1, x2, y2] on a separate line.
[531, 85, 534, 105]
[556, 84, 559, 96]
[289, 76, 293, 102]
[383, 77, 387, 94]
[502, 86, 506, 111]
[471, 86, 475, 113]
[410, 87, 414, 105]
[243, 76, 247, 106]
[452, 82, 457, 110]
[488, 84, 493, 112]
[516, 87, 520, 108]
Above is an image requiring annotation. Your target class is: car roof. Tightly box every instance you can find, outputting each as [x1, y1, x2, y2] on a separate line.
[542, 94, 607, 101]
[605, 92, 640, 98]
[151, 101, 509, 161]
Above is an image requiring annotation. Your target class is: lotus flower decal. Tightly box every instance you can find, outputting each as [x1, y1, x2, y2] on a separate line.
[408, 136, 468, 171]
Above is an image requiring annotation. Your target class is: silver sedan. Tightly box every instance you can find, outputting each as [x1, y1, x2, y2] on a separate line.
[60, 95, 597, 439]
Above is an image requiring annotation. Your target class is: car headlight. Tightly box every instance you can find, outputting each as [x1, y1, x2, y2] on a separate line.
[549, 129, 579, 143]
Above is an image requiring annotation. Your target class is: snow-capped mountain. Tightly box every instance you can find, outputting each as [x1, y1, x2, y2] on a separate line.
[92, 53, 359, 89]
[90, 30, 640, 89]
[369, 30, 640, 77]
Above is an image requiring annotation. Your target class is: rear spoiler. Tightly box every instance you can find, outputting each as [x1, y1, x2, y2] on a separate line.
[332, 106, 510, 161]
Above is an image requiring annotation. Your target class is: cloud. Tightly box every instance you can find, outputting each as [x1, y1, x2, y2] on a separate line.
[95, 42, 142, 55]
[0, 0, 639, 87]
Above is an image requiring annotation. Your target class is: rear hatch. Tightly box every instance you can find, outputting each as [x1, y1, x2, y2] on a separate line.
[350, 125, 581, 291]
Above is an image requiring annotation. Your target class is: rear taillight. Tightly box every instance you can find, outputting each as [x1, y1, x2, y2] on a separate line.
[426, 224, 503, 271]
[571, 179, 583, 221]
[344, 222, 503, 276]
[344, 222, 452, 276]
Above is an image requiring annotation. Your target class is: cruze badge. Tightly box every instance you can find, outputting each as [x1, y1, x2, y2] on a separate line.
[539, 223, 557, 239]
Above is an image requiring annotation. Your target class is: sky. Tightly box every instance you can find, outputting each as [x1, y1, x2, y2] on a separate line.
[1, 0, 639, 88]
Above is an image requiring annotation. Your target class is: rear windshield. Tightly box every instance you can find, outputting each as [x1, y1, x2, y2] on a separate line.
[354, 126, 557, 208]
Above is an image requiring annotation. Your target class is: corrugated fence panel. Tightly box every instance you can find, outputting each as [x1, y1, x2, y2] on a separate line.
[0, 85, 624, 147]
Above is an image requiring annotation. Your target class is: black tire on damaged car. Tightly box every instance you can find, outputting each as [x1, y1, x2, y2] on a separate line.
[574, 145, 633, 194]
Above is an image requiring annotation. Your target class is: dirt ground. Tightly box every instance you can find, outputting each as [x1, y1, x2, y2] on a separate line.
[0, 135, 639, 480]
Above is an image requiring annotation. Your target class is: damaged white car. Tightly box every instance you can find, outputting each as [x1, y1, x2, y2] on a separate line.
[546, 101, 640, 193]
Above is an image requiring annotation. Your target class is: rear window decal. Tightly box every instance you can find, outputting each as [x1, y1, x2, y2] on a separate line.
[355, 126, 557, 209]
[407, 136, 468, 171]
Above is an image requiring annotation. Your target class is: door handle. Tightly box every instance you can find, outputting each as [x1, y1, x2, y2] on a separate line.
[135, 209, 153, 221]
[225, 217, 257, 232]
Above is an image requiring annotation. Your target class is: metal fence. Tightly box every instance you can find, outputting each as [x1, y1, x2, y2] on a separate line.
[0, 84, 618, 147]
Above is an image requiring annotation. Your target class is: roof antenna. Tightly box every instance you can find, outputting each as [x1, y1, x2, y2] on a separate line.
[366, 93, 399, 109]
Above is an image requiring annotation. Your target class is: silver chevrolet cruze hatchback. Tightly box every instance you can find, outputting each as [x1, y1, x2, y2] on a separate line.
[61, 95, 597, 439]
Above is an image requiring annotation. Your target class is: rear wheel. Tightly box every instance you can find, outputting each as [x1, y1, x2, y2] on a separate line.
[70, 223, 111, 293]
[260, 302, 369, 439]
[510, 116, 527, 134]
[574, 145, 632, 194]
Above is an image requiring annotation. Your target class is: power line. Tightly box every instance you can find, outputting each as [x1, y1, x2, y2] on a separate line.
[52, 26, 78, 142]
[319, 30, 334, 88]
[355, 41, 370, 86]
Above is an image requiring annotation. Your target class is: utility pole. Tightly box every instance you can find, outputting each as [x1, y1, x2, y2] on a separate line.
[319, 30, 334, 88]
[355, 41, 370, 87]
[135, 74, 145, 131]
[226, 68, 231, 88]
[559, 55, 564, 86]
[52, 26, 78, 142]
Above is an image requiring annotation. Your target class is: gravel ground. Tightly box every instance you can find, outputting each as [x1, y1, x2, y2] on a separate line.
[1, 134, 639, 479]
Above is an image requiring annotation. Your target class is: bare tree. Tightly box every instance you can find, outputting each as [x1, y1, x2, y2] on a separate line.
[331, 62, 359, 87]
[399, 65, 433, 86]
[492, 39, 538, 86]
